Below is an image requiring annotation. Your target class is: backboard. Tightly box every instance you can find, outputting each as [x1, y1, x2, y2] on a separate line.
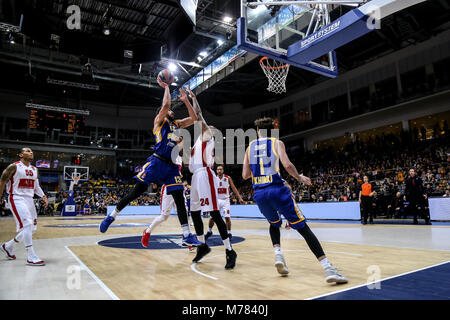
[238, 0, 426, 78]
[63, 166, 89, 182]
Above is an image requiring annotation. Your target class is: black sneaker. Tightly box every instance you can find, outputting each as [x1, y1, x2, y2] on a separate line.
[192, 244, 211, 263]
[205, 231, 213, 241]
[228, 233, 232, 240]
[225, 249, 237, 270]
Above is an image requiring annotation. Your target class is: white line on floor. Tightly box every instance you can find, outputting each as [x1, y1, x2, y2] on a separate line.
[305, 259, 450, 300]
[64, 246, 120, 300]
[190, 249, 362, 281]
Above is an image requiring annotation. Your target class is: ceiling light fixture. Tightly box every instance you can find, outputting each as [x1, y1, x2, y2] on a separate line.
[168, 63, 177, 72]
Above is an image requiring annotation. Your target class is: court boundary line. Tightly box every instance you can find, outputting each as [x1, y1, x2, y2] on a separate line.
[190, 249, 362, 281]
[305, 259, 450, 300]
[64, 246, 120, 300]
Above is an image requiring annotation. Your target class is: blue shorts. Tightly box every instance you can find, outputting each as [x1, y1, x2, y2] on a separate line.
[253, 184, 306, 229]
[134, 156, 183, 192]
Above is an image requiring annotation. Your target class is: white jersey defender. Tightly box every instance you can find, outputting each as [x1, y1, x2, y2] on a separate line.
[6, 161, 44, 232]
[189, 136, 219, 212]
[216, 175, 231, 218]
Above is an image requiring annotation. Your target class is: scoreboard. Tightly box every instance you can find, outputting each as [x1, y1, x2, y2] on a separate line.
[29, 109, 86, 134]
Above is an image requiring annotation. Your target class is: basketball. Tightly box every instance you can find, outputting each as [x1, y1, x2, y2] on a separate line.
[157, 69, 175, 86]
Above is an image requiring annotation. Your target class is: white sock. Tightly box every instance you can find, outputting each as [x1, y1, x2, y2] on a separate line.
[274, 246, 282, 255]
[198, 234, 205, 243]
[182, 224, 190, 238]
[228, 230, 232, 235]
[223, 237, 232, 251]
[320, 257, 332, 269]
[208, 228, 213, 233]
[26, 245, 37, 259]
[109, 208, 119, 219]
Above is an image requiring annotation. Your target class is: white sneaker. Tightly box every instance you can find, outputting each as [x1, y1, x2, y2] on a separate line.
[325, 265, 348, 284]
[275, 254, 289, 276]
[27, 256, 45, 266]
[1, 243, 16, 260]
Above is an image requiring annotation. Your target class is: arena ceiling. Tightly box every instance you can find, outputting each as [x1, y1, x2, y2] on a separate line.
[0, 0, 449, 114]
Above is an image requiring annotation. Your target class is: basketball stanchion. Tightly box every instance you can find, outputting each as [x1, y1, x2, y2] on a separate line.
[260, 57, 290, 94]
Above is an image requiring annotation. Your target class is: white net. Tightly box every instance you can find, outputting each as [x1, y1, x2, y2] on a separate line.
[260, 57, 290, 94]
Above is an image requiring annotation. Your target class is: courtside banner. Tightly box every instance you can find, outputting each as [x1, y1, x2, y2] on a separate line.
[107, 202, 361, 220]
[429, 197, 450, 221]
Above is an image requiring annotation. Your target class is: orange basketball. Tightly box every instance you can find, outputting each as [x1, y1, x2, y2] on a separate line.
[157, 69, 175, 86]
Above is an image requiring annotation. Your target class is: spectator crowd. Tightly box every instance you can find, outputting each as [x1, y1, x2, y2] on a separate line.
[0, 122, 448, 221]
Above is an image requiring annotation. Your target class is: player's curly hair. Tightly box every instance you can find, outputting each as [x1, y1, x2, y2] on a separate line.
[254, 117, 275, 130]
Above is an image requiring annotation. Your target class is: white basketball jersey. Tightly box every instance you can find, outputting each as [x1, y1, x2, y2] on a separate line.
[175, 155, 182, 174]
[216, 175, 230, 200]
[189, 136, 215, 173]
[6, 161, 39, 198]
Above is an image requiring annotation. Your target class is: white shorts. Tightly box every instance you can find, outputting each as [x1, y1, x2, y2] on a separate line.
[160, 185, 186, 216]
[190, 167, 219, 212]
[8, 195, 37, 232]
[218, 198, 231, 218]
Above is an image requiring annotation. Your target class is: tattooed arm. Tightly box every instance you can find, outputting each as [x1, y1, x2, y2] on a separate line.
[0, 164, 17, 196]
[187, 86, 209, 131]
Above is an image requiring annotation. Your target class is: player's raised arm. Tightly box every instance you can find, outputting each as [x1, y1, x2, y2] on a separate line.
[227, 176, 246, 204]
[0, 164, 17, 196]
[242, 146, 252, 180]
[154, 78, 172, 130]
[187, 86, 209, 131]
[276, 140, 311, 186]
[175, 87, 198, 129]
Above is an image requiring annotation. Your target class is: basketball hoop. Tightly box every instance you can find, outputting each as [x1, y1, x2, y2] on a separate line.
[69, 176, 80, 191]
[260, 57, 290, 94]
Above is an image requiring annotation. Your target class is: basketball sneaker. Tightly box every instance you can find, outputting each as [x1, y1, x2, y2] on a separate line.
[182, 233, 202, 247]
[205, 231, 213, 241]
[192, 243, 211, 263]
[99, 215, 115, 233]
[141, 229, 151, 248]
[225, 249, 237, 270]
[27, 256, 45, 266]
[188, 245, 195, 253]
[325, 265, 348, 284]
[275, 253, 289, 276]
[1, 243, 16, 260]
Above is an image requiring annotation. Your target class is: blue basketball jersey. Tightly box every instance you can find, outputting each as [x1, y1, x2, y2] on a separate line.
[152, 119, 180, 160]
[248, 137, 284, 189]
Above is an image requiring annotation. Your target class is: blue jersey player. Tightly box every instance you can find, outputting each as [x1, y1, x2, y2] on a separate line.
[100, 78, 202, 247]
[242, 117, 347, 283]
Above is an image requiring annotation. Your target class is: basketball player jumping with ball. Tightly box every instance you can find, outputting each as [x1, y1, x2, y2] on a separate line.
[100, 71, 202, 248]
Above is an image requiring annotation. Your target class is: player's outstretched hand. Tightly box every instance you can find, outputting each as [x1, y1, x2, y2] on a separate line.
[178, 87, 188, 101]
[298, 175, 311, 186]
[187, 86, 195, 99]
[239, 198, 247, 205]
[157, 77, 169, 88]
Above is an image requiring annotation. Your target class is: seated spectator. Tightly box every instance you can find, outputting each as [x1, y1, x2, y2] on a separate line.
[443, 189, 450, 197]
[387, 192, 404, 219]
[432, 185, 444, 197]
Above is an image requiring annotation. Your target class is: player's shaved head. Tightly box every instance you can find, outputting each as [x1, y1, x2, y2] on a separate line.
[18, 147, 31, 156]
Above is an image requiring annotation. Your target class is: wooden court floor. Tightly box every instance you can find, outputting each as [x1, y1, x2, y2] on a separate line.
[1, 215, 450, 300]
